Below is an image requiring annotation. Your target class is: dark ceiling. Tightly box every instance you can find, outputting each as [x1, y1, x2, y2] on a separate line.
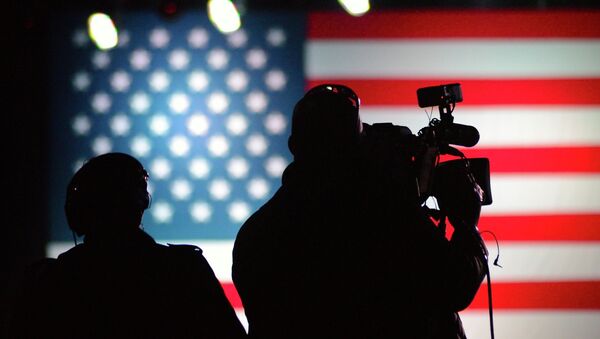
[17, 0, 600, 14]
[13, 0, 600, 31]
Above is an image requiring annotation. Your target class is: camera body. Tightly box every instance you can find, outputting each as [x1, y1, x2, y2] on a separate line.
[361, 83, 492, 206]
[417, 83, 463, 109]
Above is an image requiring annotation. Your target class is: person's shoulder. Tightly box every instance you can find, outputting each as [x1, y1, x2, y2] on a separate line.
[164, 243, 203, 255]
[159, 243, 221, 284]
[160, 243, 208, 267]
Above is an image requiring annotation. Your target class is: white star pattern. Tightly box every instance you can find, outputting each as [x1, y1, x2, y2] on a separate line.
[130, 135, 152, 157]
[169, 135, 191, 157]
[72, 30, 88, 47]
[169, 92, 191, 114]
[266, 27, 287, 47]
[72, 71, 91, 91]
[226, 69, 249, 92]
[265, 155, 288, 177]
[188, 27, 209, 49]
[190, 201, 212, 223]
[207, 48, 230, 70]
[149, 70, 171, 92]
[187, 113, 210, 136]
[227, 29, 248, 48]
[152, 201, 173, 223]
[264, 111, 287, 135]
[188, 70, 210, 92]
[130, 92, 151, 113]
[189, 157, 211, 179]
[149, 114, 170, 136]
[110, 70, 132, 92]
[92, 51, 111, 69]
[226, 113, 249, 136]
[207, 135, 230, 157]
[265, 69, 287, 91]
[63, 18, 297, 232]
[227, 157, 250, 179]
[149, 28, 170, 49]
[171, 179, 193, 200]
[91, 92, 112, 113]
[247, 177, 270, 199]
[92, 135, 113, 155]
[246, 48, 267, 69]
[72, 115, 92, 135]
[246, 90, 269, 113]
[246, 134, 269, 156]
[109, 114, 132, 136]
[118, 30, 131, 47]
[207, 92, 229, 114]
[151, 157, 172, 180]
[129, 49, 152, 70]
[168, 49, 191, 70]
[228, 201, 251, 222]
[209, 179, 231, 200]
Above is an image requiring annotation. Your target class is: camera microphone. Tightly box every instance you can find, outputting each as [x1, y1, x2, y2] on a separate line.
[442, 123, 480, 147]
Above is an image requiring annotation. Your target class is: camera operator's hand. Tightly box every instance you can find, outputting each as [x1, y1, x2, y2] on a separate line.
[433, 159, 482, 230]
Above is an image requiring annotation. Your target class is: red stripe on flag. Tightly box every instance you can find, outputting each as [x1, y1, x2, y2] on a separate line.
[222, 282, 243, 309]
[309, 10, 600, 39]
[440, 147, 600, 173]
[468, 281, 600, 310]
[479, 214, 600, 241]
[223, 280, 600, 310]
[307, 79, 600, 106]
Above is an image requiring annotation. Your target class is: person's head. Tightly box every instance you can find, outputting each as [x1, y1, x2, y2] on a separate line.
[288, 84, 363, 162]
[64, 152, 150, 237]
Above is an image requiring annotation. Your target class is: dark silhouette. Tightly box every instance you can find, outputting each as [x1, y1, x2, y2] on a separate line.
[232, 85, 488, 338]
[9, 153, 246, 338]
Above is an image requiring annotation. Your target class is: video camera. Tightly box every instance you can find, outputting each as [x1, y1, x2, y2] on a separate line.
[361, 83, 492, 207]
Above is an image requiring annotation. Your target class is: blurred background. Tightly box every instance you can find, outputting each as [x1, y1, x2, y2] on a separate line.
[4, 0, 600, 337]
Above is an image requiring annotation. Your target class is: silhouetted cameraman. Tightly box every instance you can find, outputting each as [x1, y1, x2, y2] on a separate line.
[10, 153, 246, 338]
[233, 85, 487, 338]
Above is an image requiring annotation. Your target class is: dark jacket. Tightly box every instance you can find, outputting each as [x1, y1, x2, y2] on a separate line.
[233, 160, 487, 339]
[10, 229, 246, 338]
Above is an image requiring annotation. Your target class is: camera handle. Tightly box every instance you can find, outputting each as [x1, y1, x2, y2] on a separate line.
[438, 98, 456, 120]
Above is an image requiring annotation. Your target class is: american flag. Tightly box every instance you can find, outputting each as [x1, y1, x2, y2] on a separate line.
[47, 9, 600, 337]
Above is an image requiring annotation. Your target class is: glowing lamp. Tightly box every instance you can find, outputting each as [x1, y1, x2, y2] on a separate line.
[87, 13, 118, 50]
[207, 0, 241, 33]
[338, 0, 370, 16]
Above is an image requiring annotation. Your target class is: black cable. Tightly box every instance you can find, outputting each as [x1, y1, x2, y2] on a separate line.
[480, 230, 501, 339]
[485, 261, 495, 339]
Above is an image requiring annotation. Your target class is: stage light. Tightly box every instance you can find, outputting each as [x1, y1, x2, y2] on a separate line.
[159, 0, 180, 19]
[338, 0, 370, 16]
[207, 0, 241, 33]
[87, 13, 118, 50]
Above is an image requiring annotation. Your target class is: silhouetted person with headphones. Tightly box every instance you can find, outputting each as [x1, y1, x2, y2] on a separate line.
[232, 85, 487, 338]
[10, 153, 246, 338]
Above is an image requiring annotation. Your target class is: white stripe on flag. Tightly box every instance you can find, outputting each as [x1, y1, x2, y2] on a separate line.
[360, 106, 600, 147]
[228, 310, 600, 339]
[485, 174, 600, 215]
[461, 310, 600, 339]
[47, 240, 600, 283]
[306, 39, 600, 78]
[45, 240, 236, 283]
[487, 241, 600, 282]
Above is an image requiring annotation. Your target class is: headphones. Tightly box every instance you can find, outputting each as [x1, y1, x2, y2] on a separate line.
[65, 153, 150, 237]
[288, 84, 363, 157]
[303, 84, 360, 113]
